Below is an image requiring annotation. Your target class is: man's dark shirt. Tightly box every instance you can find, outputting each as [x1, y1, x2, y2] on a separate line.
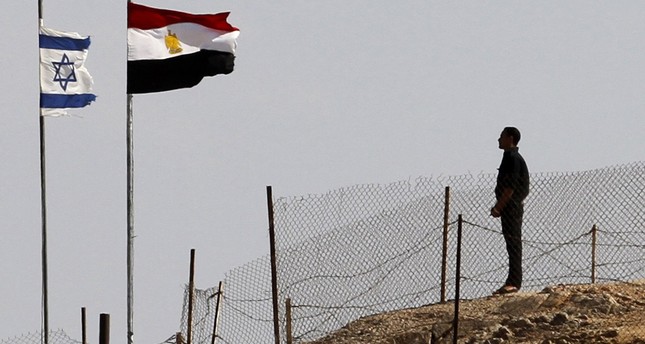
[495, 147, 529, 204]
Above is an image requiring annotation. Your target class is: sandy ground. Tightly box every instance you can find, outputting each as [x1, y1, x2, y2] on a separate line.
[305, 280, 645, 344]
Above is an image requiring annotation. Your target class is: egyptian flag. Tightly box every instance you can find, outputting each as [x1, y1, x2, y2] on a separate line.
[127, 2, 239, 94]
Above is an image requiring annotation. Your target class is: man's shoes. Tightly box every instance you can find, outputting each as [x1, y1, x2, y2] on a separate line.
[493, 285, 519, 295]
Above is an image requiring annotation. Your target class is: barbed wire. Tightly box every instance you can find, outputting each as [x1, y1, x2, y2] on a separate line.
[0, 330, 80, 344]
[173, 161, 644, 344]
[9, 163, 642, 344]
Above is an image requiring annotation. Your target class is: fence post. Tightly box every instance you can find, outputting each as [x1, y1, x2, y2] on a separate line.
[267, 186, 281, 344]
[452, 214, 463, 344]
[99, 313, 110, 344]
[441, 186, 450, 303]
[285, 298, 293, 344]
[81, 307, 87, 344]
[591, 225, 597, 284]
[187, 249, 196, 344]
[210, 281, 224, 344]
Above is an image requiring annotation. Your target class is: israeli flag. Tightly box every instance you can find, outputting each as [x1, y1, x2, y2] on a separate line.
[39, 27, 96, 117]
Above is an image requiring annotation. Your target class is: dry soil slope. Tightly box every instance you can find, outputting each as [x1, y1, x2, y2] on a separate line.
[306, 280, 645, 344]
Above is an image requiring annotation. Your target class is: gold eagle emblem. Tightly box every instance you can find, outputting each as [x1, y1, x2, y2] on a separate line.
[165, 30, 183, 54]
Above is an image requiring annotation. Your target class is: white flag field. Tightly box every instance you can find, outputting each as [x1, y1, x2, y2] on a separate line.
[39, 27, 96, 117]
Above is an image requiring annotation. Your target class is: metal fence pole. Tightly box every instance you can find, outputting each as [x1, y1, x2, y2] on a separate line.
[99, 313, 110, 344]
[591, 224, 597, 284]
[187, 249, 196, 344]
[81, 307, 87, 344]
[267, 186, 281, 344]
[441, 186, 450, 303]
[452, 214, 463, 344]
[210, 281, 224, 344]
[285, 298, 293, 344]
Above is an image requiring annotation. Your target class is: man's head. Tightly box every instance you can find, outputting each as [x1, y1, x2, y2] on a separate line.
[498, 127, 521, 150]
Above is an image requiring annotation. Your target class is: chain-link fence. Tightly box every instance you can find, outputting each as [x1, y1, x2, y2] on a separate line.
[177, 161, 644, 344]
[0, 330, 80, 344]
[176, 257, 275, 344]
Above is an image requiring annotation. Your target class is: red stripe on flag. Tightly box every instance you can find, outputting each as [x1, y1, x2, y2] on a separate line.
[128, 2, 238, 32]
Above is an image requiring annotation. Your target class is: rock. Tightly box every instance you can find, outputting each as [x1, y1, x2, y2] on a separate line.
[541, 291, 567, 308]
[499, 295, 546, 316]
[576, 314, 589, 320]
[570, 292, 621, 314]
[430, 322, 452, 343]
[492, 326, 512, 340]
[578, 320, 591, 328]
[600, 329, 619, 338]
[390, 331, 430, 344]
[505, 317, 534, 329]
[531, 314, 550, 323]
[550, 312, 569, 326]
[484, 339, 504, 344]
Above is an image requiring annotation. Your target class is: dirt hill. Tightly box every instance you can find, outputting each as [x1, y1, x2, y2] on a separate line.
[305, 280, 645, 344]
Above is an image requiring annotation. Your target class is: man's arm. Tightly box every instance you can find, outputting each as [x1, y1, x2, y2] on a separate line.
[491, 187, 513, 217]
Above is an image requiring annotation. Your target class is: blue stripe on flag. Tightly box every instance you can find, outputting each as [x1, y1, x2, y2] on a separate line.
[41, 93, 96, 108]
[39, 34, 91, 51]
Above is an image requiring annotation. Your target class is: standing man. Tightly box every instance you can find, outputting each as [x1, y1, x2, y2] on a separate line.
[491, 127, 529, 295]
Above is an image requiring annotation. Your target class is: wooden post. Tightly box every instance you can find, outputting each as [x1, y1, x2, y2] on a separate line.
[176, 332, 184, 344]
[187, 249, 196, 344]
[591, 225, 597, 284]
[267, 186, 281, 344]
[81, 307, 87, 344]
[99, 313, 110, 344]
[285, 298, 293, 344]
[452, 214, 463, 344]
[440, 186, 450, 303]
[210, 281, 224, 344]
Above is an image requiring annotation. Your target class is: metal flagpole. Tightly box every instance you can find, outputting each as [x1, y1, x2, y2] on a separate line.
[126, 92, 134, 344]
[37, 1, 50, 344]
[125, 2, 135, 342]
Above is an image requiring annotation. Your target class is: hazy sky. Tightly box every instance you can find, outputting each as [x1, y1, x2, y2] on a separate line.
[2, 1, 645, 343]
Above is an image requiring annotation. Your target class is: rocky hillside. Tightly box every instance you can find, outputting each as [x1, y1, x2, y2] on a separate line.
[305, 280, 645, 344]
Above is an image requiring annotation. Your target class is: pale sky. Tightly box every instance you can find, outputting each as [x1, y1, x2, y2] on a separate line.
[2, 1, 645, 343]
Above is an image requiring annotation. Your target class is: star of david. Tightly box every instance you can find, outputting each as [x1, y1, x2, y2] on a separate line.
[51, 53, 77, 91]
